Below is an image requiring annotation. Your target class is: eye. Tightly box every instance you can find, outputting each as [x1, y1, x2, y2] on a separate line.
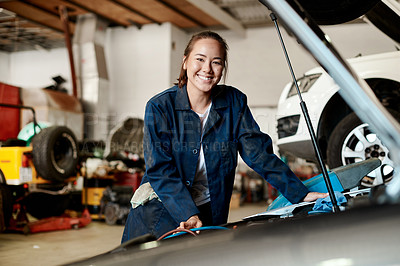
[196, 58, 204, 62]
[213, 61, 222, 65]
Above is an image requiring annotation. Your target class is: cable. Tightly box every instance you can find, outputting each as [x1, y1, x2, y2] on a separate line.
[158, 226, 229, 240]
[157, 228, 197, 241]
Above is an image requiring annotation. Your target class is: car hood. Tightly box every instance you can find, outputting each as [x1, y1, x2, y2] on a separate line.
[287, 0, 400, 45]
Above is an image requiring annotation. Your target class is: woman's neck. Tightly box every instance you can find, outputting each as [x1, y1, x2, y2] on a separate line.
[187, 87, 212, 114]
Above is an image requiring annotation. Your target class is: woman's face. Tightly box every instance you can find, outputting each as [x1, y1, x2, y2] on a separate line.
[183, 38, 224, 95]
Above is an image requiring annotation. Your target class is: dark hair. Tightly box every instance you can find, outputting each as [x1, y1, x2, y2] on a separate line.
[177, 31, 229, 88]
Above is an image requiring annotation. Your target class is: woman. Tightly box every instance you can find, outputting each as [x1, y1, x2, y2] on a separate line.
[121, 31, 327, 242]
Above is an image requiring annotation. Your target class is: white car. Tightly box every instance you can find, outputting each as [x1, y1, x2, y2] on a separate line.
[276, 50, 400, 186]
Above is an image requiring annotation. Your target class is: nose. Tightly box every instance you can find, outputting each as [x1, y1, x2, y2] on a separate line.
[202, 60, 213, 73]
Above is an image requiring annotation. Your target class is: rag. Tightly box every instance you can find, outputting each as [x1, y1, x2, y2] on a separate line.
[310, 191, 347, 213]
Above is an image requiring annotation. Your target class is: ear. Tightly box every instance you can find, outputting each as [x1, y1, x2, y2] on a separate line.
[182, 56, 187, 70]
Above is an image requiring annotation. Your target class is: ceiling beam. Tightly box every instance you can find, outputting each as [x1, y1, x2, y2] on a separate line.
[64, 0, 151, 27]
[111, 0, 161, 25]
[63, 0, 125, 26]
[186, 0, 246, 37]
[0, 1, 71, 33]
[156, 0, 206, 28]
[21, 0, 87, 18]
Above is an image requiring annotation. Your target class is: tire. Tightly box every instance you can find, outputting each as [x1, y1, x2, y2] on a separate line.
[32, 126, 79, 183]
[327, 112, 396, 187]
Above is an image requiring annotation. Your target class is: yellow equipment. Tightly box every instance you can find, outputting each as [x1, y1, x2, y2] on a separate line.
[0, 146, 33, 185]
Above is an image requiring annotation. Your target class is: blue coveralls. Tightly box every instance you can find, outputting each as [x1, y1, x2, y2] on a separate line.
[121, 84, 309, 242]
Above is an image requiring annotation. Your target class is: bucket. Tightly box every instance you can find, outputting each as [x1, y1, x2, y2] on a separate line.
[82, 178, 113, 219]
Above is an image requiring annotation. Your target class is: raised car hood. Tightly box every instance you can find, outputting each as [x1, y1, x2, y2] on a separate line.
[287, 0, 400, 45]
[365, 0, 400, 45]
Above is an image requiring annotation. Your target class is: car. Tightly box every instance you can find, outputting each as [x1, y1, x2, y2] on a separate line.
[276, 51, 400, 187]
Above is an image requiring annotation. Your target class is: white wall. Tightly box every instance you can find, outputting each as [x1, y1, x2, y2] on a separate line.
[170, 25, 189, 87]
[7, 48, 71, 90]
[0, 52, 10, 83]
[105, 23, 184, 125]
[322, 23, 398, 58]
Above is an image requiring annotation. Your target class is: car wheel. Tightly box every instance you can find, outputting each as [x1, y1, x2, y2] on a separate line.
[327, 112, 395, 187]
[32, 126, 79, 183]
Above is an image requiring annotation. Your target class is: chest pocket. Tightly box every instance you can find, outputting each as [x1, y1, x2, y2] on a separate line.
[220, 140, 238, 175]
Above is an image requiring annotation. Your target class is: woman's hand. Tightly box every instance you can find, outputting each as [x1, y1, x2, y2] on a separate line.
[303, 192, 329, 202]
[178, 215, 202, 230]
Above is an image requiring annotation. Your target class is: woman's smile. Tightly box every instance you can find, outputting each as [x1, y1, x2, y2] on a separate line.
[197, 74, 213, 81]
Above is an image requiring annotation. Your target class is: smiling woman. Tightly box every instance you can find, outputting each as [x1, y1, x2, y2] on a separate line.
[183, 38, 225, 114]
[121, 31, 327, 243]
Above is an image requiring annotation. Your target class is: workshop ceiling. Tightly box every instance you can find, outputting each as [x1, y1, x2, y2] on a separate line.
[0, 0, 272, 52]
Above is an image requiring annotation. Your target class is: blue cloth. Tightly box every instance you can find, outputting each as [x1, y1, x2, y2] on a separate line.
[122, 85, 309, 242]
[311, 191, 347, 213]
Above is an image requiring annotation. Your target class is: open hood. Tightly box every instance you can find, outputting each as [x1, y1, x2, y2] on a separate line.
[365, 1, 400, 44]
[287, 0, 400, 44]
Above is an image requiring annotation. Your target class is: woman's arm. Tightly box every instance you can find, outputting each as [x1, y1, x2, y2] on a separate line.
[235, 93, 310, 204]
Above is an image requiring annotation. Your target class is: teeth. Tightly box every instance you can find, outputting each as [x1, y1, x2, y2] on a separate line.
[198, 75, 212, 81]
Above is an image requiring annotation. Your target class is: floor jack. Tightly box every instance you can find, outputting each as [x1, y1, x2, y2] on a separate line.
[8, 199, 91, 234]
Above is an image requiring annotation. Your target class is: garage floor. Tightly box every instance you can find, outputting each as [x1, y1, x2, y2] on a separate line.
[0, 202, 267, 266]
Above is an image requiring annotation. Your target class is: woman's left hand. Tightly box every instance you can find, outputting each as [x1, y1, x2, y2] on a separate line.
[303, 192, 329, 202]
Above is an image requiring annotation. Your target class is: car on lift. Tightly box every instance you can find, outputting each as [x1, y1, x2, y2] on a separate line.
[276, 50, 400, 187]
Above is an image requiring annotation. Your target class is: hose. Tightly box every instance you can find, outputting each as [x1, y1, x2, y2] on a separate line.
[157, 228, 197, 240]
[158, 226, 229, 240]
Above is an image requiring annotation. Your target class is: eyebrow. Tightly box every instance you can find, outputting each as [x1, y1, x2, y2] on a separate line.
[194, 53, 223, 60]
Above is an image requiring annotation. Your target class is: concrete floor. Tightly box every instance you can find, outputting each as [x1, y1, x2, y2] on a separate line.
[0, 202, 267, 266]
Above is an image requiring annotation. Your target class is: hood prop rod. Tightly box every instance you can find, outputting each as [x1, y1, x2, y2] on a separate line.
[269, 12, 340, 212]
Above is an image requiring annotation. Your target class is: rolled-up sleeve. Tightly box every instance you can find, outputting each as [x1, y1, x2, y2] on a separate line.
[143, 101, 199, 223]
[236, 94, 309, 204]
